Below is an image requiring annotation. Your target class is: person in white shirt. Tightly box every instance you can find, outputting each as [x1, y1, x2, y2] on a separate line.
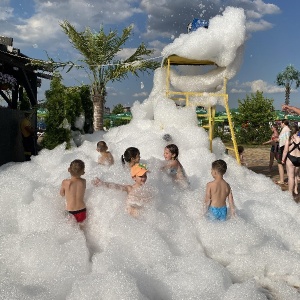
[275, 119, 290, 185]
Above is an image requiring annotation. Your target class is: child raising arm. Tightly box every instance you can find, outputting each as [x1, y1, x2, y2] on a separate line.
[92, 164, 152, 218]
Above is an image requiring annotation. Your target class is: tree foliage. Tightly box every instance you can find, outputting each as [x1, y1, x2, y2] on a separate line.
[276, 65, 300, 105]
[42, 74, 93, 150]
[42, 74, 72, 150]
[112, 103, 124, 115]
[233, 91, 276, 144]
[59, 21, 160, 131]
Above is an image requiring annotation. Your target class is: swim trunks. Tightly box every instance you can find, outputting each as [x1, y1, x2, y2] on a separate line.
[207, 205, 227, 221]
[68, 208, 87, 223]
[270, 143, 279, 153]
[277, 146, 285, 164]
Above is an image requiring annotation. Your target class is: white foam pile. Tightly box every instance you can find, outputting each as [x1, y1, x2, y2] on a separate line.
[2, 6, 300, 300]
[161, 6, 246, 107]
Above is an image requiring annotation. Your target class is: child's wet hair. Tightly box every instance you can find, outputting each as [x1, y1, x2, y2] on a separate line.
[212, 159, 227, 175]
[121, 147, 140, 164]
[69, 159, 85, 176]
[165, 144, 179, 159]
[238, 145, 244, 154]
[97, 141, 108, 152]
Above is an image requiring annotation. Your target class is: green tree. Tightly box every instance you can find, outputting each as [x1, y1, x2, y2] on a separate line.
[276, 65, 300, 106]
[59, 21, 160, 131]
[78, 85, 93, 133]
[18, 91, 31, 111]
[42, 74, 72, 150]
[233, 91, 276, 144]
[112, 103, 124, 115]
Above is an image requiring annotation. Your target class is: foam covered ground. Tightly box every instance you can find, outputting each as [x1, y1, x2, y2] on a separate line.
[2, 6, 300, 300]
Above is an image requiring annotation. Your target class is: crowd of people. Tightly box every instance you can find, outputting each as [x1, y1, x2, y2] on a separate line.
[260, 104, 300, 195]
[60, 137, 236, 228]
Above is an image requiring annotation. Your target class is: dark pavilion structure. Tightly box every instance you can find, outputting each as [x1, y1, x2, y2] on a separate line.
[0, 36, 53, 165]
[0, 36, 52, 108]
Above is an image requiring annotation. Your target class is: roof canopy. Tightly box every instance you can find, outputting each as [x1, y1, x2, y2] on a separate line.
[0, 36, 53, 108]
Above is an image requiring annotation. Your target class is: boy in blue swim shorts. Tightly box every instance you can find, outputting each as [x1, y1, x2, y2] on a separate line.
[204, 159, 235, 221]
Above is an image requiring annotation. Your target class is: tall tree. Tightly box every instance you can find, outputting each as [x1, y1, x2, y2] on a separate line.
[276, 65, 300, 106]
[233, 91, 276, 144]
[59, 21, 159, 131]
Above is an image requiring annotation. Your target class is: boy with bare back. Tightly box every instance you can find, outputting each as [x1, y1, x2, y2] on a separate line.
[97, 141, 114, 166]
[204, 159, 235, 221]
[92, 163, 152, 218]
[60, 159, 87, 224]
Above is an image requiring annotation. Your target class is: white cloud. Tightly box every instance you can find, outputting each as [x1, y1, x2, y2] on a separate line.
[246, 19, 273, 32]
[250, 79, 284, 93]
[230, 88, 246, 93]
[133, 91, 148, 97]
[230, 79, 286, 94]
[0, 1, 13, 21]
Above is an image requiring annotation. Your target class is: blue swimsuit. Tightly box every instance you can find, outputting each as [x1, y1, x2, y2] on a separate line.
[207, 206, 227, 221]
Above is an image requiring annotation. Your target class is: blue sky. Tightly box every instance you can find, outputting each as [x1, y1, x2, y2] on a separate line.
[0, 0, 299, 111]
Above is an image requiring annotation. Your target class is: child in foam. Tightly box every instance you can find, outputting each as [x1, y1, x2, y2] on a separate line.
[162, 144, 189, 188]
[238, 145, 247, 167]
[121, 147, 141, 168]
[92, 164, 153, 218]
[204, 159, 235, 221]
[96, 141, 114, 166]
[60, 159, 87, 225]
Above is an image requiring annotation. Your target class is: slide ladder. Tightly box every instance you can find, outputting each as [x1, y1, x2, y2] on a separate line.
[163, 55, 240, 164]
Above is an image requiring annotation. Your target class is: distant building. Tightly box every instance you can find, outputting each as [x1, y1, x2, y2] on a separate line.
[123, 106, 131, 112]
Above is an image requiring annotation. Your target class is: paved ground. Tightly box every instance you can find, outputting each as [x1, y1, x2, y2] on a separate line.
[228, 146, 300, 202]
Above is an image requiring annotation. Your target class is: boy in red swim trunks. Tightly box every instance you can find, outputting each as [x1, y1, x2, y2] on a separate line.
[60, 159, 87, 225]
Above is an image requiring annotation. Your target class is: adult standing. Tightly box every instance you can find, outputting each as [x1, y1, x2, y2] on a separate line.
[262, 124, 279, 171]
[275, 119, 290, 185]
[20, 111, 36, 161]
[282, 125, 300, 195]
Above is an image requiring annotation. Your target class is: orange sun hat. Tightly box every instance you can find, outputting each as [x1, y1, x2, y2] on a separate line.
[131, 163, 148, 177]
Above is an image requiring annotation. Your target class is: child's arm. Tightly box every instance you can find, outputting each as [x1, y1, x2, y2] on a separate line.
[227, 187, 235, 217]
[92, 177, 130, 193]
[203, 183, 211, 215]
[281, 138, 290, 164]
[60, 180, 66, 196]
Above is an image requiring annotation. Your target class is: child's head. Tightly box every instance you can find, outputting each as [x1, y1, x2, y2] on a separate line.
[122, 147, 140, 165]
[97, 141, 108, 152]
[271, 123, 278, 131]
[68, 159, 85, 177]
[281, 119, 289, 127]
[130, 163, 148, 184]
[290, 124, 299, 136]
[164, 144, 179, 160]
[238, 145, 244, 155]
[211, 159, 227, 176]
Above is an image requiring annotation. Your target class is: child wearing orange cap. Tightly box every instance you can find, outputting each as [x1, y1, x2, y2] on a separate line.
[92, 163, 152, 217]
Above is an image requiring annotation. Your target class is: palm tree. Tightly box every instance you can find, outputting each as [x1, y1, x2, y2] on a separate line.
[60, 21, 160, 131]
[276, 65, 300, 106]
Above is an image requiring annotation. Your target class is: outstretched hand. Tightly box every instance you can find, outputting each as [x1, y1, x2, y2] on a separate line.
[92, 177, 102, 187]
